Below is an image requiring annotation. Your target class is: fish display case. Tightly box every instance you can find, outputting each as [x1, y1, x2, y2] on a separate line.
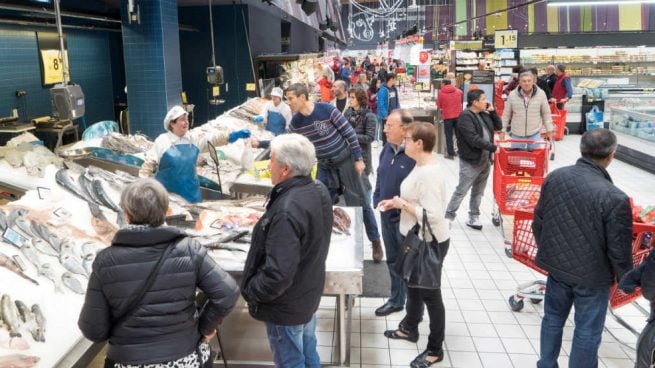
[605, 91, 655, 174]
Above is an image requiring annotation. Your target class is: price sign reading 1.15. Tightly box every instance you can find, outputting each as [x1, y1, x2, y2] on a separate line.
[495, 30, 518, 49]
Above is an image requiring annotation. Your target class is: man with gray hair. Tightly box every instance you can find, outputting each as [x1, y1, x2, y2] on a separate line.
[533, 129, 633, 368]
[501, 70, 554, 145]
[241, 133, 332, 367]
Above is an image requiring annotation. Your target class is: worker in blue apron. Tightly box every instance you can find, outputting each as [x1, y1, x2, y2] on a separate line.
[253, 87, 292, 136]
[139, 105, 251, 202]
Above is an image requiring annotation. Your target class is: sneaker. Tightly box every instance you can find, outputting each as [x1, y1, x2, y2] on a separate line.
[466, 216, 483, 230]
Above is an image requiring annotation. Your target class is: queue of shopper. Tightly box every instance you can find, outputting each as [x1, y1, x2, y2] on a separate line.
[77, 69, 651, 368]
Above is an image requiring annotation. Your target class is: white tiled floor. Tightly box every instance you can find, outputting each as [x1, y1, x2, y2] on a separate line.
[313, 92, 655, 367]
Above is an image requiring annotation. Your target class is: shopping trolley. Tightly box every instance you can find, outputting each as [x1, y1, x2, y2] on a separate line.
[507, 208, 655, 338]
[549, 103, 568, 141]
[491, 139, 549, 257]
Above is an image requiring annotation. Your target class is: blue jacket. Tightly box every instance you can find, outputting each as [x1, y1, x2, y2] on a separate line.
[373, 143, 415, 223]
[377, 84, 400, 120]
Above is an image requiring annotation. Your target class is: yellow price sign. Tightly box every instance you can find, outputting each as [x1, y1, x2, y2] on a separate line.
[495, 30, 518, 49]
[246, 83, 256, 91]
[41, 49, 68, 85]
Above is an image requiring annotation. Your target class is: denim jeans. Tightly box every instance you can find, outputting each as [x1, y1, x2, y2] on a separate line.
[400, 287, 445, 354]
[443, 118, 457, 156]
[538, 275, 610, 368]
[445, 158, 491, 218]
[362, 189, 381, 242]
[265, 314, 321, 368]
[510, 131, 543, 150]
[380, 217, 407, 308]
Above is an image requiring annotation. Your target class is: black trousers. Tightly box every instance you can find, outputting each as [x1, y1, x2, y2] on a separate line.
[443, 118, 457, 156]
[400, 287, 445, 353]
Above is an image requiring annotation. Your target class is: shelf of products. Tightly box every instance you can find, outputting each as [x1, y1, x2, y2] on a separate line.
[494, 49, 519, 82]
[453, 50, 493, 72]
[521, 47, 655, 77]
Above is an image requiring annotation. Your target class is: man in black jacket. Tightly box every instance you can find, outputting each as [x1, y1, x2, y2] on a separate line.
[534, 129, 633, 368]
[241, 133, 332, 367]
[372, 109, 416, 316]
[445, 89, 501, 230]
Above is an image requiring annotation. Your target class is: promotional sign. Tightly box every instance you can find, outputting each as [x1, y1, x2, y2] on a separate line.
[419, 51, 429, 65]
[495, 30, 518, 49]
[417, 64, 431, 88]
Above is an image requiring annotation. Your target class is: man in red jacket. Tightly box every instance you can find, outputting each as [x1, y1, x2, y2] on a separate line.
[437, 75, 464, 159]
[550, 64, 573, 110]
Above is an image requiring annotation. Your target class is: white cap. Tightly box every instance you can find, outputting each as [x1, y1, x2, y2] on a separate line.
[164, 105, 187, 130]
[270, 87, 284, 99]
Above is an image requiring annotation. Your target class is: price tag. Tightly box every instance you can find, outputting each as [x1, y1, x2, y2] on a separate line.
[495, 30, 518, 49]
[40, 49, 68, 85]
[246, 83, 256, 91]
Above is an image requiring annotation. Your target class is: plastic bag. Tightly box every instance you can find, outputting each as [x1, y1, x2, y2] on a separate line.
[241, 140, 254, 171]
[82, 121, 119, 140]
[586, 106, 604, 131]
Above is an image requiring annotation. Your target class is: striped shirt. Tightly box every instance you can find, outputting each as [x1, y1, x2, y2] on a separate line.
[289, 103, 362, 161]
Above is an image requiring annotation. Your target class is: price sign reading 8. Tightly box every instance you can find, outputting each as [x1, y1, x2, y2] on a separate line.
[40, 49, 67, 84]
[495, 30, 518, 49]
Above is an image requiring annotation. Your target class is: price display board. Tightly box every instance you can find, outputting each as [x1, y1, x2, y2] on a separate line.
[37, 32, 69, 86]
[494, 30, 518, 49]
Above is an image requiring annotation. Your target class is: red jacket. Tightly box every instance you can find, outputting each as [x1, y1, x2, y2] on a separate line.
[437, 85, 464, 120]
[552, 72, 572, 101]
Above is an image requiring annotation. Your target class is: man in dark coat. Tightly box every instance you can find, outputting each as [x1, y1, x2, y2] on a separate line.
[534, 129, 633, 368]
[241, 133, 332, 367]
[445, 89, 501, 230]
[372, 109, 416, 316]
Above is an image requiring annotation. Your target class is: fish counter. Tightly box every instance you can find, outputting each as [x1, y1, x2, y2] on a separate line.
[0, 162, 363, 367]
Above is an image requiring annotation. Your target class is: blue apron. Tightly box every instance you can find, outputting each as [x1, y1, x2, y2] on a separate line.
[155, 143, 202, 203]
[266, 110, 286, 136]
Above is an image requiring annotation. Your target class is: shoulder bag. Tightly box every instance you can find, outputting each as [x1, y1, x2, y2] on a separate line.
[394, 209, 450, 289]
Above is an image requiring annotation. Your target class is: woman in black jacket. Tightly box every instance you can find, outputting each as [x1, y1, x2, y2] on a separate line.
[78, 178, 239, 367]
[344, 86, 384, 262]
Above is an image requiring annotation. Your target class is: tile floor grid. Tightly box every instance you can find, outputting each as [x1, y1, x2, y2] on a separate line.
[317, 91, 655, 367]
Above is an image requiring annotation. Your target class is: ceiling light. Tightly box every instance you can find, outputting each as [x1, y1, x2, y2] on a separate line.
[548, 0, 655, 6]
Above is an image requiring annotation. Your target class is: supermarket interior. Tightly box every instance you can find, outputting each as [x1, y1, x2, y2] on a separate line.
[0, 0, 655, 367]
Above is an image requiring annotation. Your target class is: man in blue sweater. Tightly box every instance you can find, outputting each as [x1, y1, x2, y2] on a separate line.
[377, 73, 400, 144]
[373, 109, 416, 316]
[285, 84, 384, 259]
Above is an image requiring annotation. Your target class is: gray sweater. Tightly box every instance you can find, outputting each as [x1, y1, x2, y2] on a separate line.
[502, 87, 554, 137]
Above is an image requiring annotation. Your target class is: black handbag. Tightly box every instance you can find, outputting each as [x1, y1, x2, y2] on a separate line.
[394, 209, 449, 289]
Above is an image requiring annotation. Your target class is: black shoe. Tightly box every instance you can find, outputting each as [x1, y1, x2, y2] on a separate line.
[375, 303, 403, 316]
[384, 328, 419, 342]
[444, 155, 455, 160]
[410, 349, 444, 368]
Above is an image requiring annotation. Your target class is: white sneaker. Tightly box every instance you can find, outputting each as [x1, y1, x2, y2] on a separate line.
[466, 216, 483, 230]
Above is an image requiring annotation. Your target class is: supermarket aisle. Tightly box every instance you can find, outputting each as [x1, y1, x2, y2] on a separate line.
[316, 94, 655, 367]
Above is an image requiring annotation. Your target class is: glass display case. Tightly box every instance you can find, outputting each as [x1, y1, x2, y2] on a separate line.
[606, 92, 655, 143]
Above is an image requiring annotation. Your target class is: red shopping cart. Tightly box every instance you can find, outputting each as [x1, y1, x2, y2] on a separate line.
[548, 103, 568, 141]
[507, 207, 655, 329]
[491, 139, 549, 257]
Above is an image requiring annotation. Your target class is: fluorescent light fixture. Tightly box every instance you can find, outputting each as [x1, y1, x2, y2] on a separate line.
[549, 0, 655, 5]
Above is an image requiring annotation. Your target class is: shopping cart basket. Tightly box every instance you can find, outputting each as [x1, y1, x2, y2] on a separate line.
[507, 208, 655, 334]
[548, 103, 568, 141]
[491, 139, 549, 257]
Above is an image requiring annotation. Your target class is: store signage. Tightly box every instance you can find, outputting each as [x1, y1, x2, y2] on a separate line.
[419, 51, 429, 64]
[450, 40, 483, 51]
[471, 70, 495, 85]
[37, 32, 68, 86]
[494, 30, 518, 49]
